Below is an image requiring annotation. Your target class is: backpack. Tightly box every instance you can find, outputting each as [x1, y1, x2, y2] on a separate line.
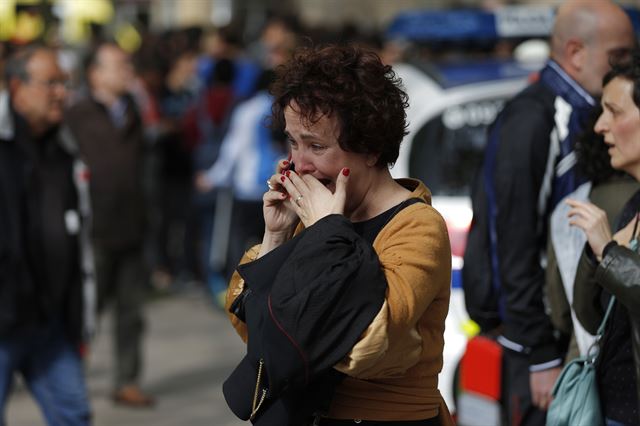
[462, 127, 504, 332]
[462, 82, 556, 333]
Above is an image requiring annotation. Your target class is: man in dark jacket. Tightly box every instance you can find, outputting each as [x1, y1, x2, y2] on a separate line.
[65, 42, 153, 407]
[0, 46, 91, 425]
[463, 1, 635, 425]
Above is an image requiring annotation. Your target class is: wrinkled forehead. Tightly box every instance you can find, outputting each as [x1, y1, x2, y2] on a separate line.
[285, 99, 336, 125]
[605, 75, 636, 98]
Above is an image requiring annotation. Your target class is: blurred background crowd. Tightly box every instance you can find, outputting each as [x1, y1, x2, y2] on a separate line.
[0, 0, 561, 303]
[2, 0, 640, 425]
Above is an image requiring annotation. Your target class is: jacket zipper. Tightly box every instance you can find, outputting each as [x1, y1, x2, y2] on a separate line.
[250, 358, 267, 420]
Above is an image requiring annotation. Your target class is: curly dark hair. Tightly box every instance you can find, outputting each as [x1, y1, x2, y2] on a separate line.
[580, 48, 640, 183]
[270, 44, 409, 167]
[603, 48, 640, 109]
[575, 105, 625, 184]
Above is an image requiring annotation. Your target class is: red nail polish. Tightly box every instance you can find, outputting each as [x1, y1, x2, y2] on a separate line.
[342, 168, 350, 176]
[286, 171, 290, 177]
[281, 176, 285, 182]
[283, 160, 289, 166]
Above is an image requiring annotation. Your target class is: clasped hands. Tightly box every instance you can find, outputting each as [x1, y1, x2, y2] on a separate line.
[264, 160, 350, 233]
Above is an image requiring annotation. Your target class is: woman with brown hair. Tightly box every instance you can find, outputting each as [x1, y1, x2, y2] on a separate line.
[222, 44, 453, 425]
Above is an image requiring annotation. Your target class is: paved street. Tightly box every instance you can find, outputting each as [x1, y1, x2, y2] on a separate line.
[6, 288, 246, 426]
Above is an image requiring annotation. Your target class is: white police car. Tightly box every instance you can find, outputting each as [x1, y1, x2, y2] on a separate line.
[392, 57, 538, 415]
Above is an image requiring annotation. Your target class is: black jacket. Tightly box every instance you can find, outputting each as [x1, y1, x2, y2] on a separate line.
[464, 79, 561, 364]
[223, 215, 387, 425]
[464, 60, 599, 369]
[0, 92, 85, 343]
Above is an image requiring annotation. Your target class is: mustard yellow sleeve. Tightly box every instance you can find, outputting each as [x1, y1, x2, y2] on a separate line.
[224, 245, 261, 343]
[336, 204, 451, 378]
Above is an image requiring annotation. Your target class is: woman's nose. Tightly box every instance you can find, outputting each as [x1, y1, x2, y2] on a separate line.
[594, 114, 607, 135]
[292, 155, 314, 175]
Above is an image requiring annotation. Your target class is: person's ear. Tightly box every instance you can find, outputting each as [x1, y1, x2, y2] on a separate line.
[365, 152, 380, 167]
[566, 38, 587, 72]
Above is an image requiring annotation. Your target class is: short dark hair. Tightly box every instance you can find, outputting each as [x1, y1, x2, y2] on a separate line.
[82, 41, 120, 75]
[270, 44, 409, 167]
[603, 48, 640, 109]
[3, 44, 47, 85]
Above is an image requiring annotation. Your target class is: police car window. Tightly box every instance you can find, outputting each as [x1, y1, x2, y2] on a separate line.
[409, 99, 504, 196]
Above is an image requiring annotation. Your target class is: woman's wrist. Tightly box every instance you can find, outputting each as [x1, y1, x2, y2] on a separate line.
[593, 240, 618, 263]
[601, 240, 618, 260]
[258, 229, 294, 258]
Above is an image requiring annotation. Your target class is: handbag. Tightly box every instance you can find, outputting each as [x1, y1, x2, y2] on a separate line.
[546, 295, 616, 426]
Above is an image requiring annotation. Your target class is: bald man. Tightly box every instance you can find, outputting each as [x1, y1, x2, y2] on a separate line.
[463, 1, 635, 425]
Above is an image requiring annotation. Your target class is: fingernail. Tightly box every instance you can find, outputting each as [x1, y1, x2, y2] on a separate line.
[342, 168, 350, 176]
[280, 176, 285, 182]
[283, 160, 289, 166]
[286, 171, 290, 177]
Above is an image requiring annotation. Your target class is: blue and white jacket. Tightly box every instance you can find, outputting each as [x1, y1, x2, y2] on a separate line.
[464, 60, 594, 370]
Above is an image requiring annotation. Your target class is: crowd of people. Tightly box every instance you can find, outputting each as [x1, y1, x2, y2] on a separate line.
[0, 12, 416, 426]
[464, 0, 640, 425]
[2, 0, 640, 425]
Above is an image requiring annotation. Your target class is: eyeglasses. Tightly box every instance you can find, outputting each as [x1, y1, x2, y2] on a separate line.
[26, 78, 70, 90]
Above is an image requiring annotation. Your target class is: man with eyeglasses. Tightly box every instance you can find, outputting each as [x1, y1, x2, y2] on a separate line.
[0, 46, 92, 425]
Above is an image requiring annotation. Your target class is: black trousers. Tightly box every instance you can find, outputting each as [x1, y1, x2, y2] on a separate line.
[502, 349, 547, 426]
[94, 243, 148, 388]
